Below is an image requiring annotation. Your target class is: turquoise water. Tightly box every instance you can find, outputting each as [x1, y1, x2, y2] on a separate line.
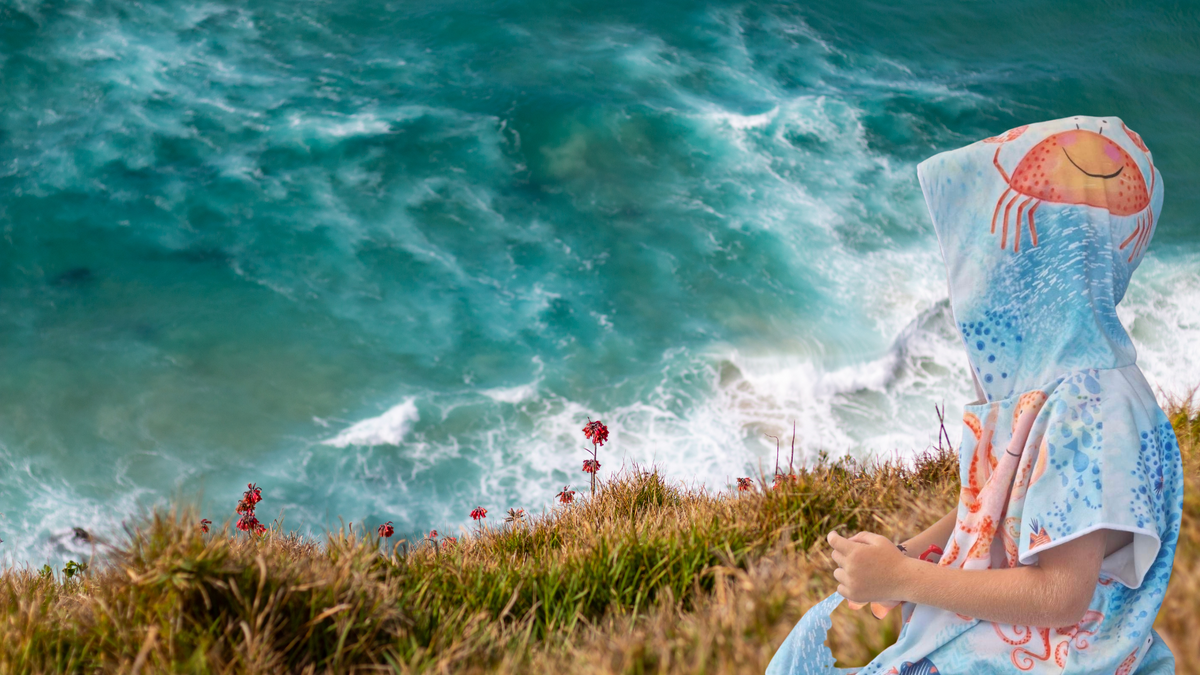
[2, 0, 1198, 564]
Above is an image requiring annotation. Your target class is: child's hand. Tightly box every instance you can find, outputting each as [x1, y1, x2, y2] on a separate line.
[827, 530, 911, 606]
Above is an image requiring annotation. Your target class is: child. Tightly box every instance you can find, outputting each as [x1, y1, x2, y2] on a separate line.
[767, 116, 1184, 674]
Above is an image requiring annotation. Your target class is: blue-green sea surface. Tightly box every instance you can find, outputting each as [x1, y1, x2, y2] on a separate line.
[2, 0, 1198, 564]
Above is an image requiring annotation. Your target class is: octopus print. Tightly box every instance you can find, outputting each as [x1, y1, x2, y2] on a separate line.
[984, 121, 1157, 261]
[956, 391, 1046, 562]
[992, 610, 1104, 671]
[958, 408, 997, 514]
[1012, 391, 1048, 429]
[1010, 434, 1050, 504]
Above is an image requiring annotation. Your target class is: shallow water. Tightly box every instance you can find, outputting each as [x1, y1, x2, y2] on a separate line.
[2, 0, 1198, 564]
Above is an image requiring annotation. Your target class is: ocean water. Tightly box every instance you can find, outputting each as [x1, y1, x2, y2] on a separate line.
[2, 0, 1198, 564]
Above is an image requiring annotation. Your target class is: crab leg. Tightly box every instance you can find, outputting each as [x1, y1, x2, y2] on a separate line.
[1001, 193, 1019, 250]
[1014, 197, 1033, 252]
[1120, 218, 1140, 251]
[1143, 208, 1154, 253]
[1027, 200, 1040, 246]
[1132, 222, 1144, 262]
[992, 187, 1012, 234]
[1136, 212, 1150, 260]
[1113, 216, 1142, 261]
[993, 144, 1011, 184]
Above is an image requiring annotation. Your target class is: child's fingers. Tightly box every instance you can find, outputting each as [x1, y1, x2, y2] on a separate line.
[870, 601, 898, 620]
[849, 531, 892, 546]
[827, 530, 862, 552]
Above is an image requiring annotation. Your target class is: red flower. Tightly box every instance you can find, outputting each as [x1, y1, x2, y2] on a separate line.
[199, 519, 212, 533]
[378, 521, 394, 539]
[233, 483, 266, 535]
[236, 513, 265, 536]
[582, 459, 601, 474]
[556, 485, 576, 504]
[443, 536, 458, 547]
[236, 483, 263, 514]
[470, 507, 488, 521]
[428, 529, 438, 540]
[736, 477, 753, 492]
[582, 419, 609, 446]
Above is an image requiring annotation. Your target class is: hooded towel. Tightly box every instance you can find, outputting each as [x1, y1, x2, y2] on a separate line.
[766, 115, 1184, 675]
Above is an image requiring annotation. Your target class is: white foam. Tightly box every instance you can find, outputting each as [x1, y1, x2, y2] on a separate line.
[288, 112, 393, 139]
[0, 441, 157, 568]
[708, 106, 780, 131]
[481, 383, 539, 404]
[398, 313, 970, 526]
[322, 397, 420, 448]
[1118, 252, 1200, 405]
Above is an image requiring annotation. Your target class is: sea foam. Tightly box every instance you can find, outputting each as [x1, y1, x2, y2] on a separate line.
[323, 398, 421, 448]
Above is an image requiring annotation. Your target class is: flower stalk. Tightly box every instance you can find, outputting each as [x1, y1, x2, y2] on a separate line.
[234, 483, 266, 536]
[581, 418, 608, 497]
[470, 507, 487, 533]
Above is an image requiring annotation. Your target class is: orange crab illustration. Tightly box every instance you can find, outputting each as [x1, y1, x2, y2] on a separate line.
[983, 121, 1157, 261]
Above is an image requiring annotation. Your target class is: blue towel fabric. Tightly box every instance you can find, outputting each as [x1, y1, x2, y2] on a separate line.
[767, 116, 1184, 674]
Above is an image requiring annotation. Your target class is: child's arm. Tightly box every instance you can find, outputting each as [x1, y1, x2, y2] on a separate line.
[829, 529, 1109, 628]
[898, 530, 1106, 626]
[897, 506, 957, 560]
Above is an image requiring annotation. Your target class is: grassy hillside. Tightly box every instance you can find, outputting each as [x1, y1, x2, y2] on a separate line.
[2, 394, 1196, 674]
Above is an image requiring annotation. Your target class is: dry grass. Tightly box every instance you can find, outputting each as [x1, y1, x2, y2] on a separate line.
[1, 396, 1194, 674]
[1154, 386, 1200, 673]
